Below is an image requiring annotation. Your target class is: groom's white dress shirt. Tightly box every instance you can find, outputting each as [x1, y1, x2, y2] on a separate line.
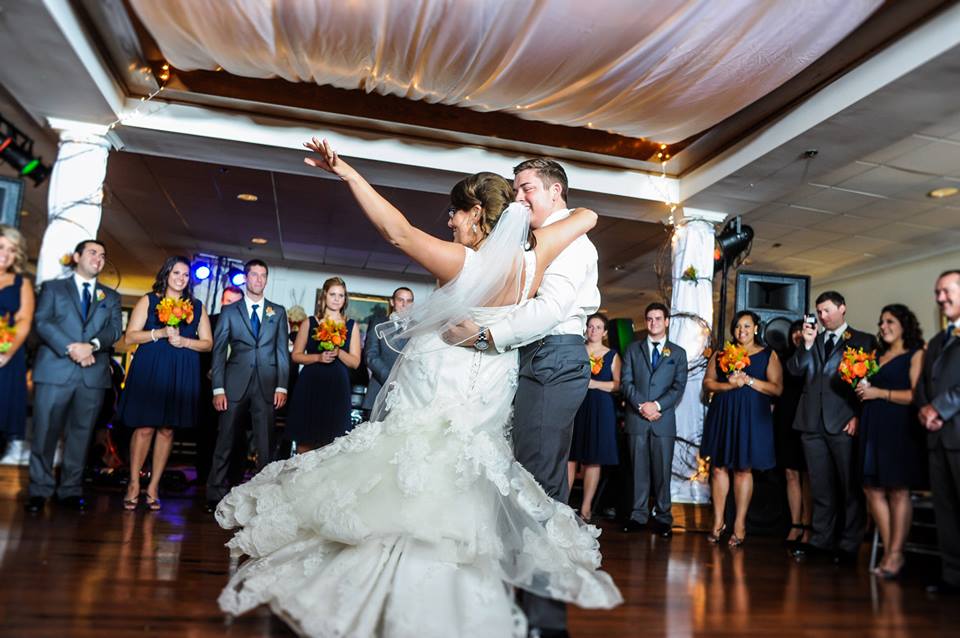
[487, 208, 600, 352]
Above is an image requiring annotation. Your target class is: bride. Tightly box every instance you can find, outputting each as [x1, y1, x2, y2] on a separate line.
[215, 138, 623, 637]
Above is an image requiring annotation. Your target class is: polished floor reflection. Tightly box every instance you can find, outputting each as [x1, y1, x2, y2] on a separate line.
[0, 466, 956, 637]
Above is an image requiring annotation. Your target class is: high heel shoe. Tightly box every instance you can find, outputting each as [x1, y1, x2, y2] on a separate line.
[784, 523, 805, 547]
[144, 494, 162, 512]
[123, 489, 140, 511]
[728, 533, 746, 548]
[707, 524, 727, 544]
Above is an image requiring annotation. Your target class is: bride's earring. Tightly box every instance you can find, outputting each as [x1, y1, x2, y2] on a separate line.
[472, 224, 478, 233]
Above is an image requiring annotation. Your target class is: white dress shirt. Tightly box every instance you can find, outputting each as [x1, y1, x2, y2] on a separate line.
[73, 272, 101, 350]
[213, 294, 287, 396]
[487, 208, 600, 352]
[824, 322, 849, 347]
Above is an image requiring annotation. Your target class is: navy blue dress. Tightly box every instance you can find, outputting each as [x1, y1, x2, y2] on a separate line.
[701, 348, 776, 471]
[0, 275, 27, 439]
[570, 349, 619, 465]
[286, 317, 355, 447]
[859, 350, 925, 488]
[118, 293, 203, 429]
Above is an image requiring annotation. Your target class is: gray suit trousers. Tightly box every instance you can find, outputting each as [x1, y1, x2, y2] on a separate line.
[627, 425, 675, 525]
[29, 382, 104, 499]
[513, 336, 589, 631]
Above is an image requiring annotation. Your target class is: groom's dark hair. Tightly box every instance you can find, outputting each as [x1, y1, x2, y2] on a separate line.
[513, 158, 568, 202]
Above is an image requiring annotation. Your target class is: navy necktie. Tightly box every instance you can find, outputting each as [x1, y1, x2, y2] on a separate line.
[251, 304, 261, 338]
[824, 333, 837, 358]
[651, 342, 661, 368]
[81, 283, 92, 319]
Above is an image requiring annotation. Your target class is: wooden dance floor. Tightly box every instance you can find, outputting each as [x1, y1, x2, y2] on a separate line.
[0, 465, 955, 637]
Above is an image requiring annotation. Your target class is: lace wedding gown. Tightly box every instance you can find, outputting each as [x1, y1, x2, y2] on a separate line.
[216, 249, 623, 637]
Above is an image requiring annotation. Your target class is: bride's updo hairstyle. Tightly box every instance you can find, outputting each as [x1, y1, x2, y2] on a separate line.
[449, 172, 515, 237]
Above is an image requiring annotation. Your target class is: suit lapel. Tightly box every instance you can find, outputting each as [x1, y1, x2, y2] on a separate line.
[933, 330, 956, 375]
[236, 300, 257, 341]
[65, 278, 85, 321]
[639, 340, 652, 373]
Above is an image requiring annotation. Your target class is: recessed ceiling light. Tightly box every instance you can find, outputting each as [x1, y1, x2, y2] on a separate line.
[20, 210, 29, 217]
[237, 193, 258, 202]
[251, 237, 268, 245]
[928, 187, 959, 199]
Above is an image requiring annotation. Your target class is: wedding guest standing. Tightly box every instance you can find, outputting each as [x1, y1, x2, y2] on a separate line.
[287, 276, 361, 453]
[856, 304, 924, 579]
[26, 239, 122, 513]
[787, 291, 876, 565]
[0, 226, 34, 465]
[362, 286, 414, 412]
[917, 270, 960, 595]
[701, 310, 783, 547]
[568, 313, 620, 522]
[119, 257, 212, 511]
[775, 320, 812, 546]
[207, 259, 289, 511]
[621, 302, 688, 537]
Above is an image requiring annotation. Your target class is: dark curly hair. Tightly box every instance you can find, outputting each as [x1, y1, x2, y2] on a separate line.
[730, 310, 764, 346]
[152, 256, 193, 300]
[877, 304, 924, 354]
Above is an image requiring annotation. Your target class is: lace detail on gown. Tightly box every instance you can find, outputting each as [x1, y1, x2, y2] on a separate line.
[216, 247, 622, 637]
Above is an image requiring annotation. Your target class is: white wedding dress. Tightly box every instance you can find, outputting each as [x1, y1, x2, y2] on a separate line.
[216, 248, 623, 637]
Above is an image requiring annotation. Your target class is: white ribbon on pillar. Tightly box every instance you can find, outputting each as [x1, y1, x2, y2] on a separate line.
[35, 128, 112, 286]
[668, 208, 725, 504]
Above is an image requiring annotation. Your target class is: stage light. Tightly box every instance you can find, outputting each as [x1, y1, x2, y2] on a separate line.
[0, 115, 51, 186]
[192, 262, 212, 281]
[228, 268, 246, 286]
[713, 218, 754, 273]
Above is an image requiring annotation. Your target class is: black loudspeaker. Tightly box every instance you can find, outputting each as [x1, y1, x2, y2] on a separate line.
[0, 176, 25, 227]
[735, 271, 810, 355]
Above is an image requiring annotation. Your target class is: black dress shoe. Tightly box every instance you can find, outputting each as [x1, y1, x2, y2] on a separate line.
[622, 520, 646, 533]
[833, 550, 858, 567]
[792, 542, 828, 559]
[58, 496, 87, 512]
[651, 521, 673, 537]
[529, 628, 570, 638]
[925, 580, 960, 595]
[24, 497, 45, 513]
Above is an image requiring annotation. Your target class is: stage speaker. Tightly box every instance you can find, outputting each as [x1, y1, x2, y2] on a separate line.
[0, 176, 25, 228]
[735, 271, 810, 354]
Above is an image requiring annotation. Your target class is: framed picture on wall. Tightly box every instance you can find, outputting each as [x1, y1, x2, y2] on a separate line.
[315, 289, 392, 344]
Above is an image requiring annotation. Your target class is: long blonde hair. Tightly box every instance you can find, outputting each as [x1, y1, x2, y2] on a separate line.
[317, 276, 348, 318]
[0, 225, 27, 274]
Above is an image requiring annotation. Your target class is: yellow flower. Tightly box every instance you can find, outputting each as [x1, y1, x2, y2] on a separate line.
[662, 347, 671, 357]
[842, 330, 852, 340]
[95, 289, 106, 302]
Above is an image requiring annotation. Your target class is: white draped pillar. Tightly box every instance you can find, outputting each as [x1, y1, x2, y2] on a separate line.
[668, 207, 726, 504]
[35, 126, 112, 286]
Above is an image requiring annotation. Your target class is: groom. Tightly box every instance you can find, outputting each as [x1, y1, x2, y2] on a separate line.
[455, 159, 599, 638]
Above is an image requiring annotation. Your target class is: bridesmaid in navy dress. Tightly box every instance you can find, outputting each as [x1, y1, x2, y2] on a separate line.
[855, 303, 925, 579]
[0, 226, 35, 464]
[701, 310, 783, 547]
[286, 276, 361, 453]
[568, 313, 621, 522]
[119, 257, 212, 510]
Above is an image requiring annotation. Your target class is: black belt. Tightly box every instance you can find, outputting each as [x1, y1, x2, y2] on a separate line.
[526, 334, 586, 348]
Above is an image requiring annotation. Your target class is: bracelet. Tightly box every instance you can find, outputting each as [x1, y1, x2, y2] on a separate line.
[151, 329, 157, 342]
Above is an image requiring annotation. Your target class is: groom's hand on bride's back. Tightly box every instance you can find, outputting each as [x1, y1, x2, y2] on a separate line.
[443, 319, 481, 347]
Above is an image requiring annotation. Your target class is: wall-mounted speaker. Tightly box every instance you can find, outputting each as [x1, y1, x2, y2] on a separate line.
[735, 271, 810, 354]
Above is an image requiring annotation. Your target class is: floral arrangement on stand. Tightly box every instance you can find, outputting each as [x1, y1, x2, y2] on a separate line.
[718, 341, 751, 375]
[156, 297, 195, 327]
[838, 347, 879, 387]
[313, 317, 347, 351]
[0, 313, 15, 354]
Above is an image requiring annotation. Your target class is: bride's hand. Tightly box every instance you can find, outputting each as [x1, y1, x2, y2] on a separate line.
[303, 137, 355, 181]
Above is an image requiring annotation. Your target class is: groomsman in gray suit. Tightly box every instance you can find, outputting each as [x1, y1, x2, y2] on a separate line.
[26, 239, 122, 513]
[917, 270, 960, 595]
[361, 286, 414, 412]
[207, 259, 289, 510]
[620, 302, 688, 536]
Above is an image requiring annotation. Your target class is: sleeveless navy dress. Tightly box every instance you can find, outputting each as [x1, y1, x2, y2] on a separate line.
[859, 350, 924, 488]
[286, 316, 355, 447]
[700, 348, 776, 471]
[0, 275, 27, 439]
[570, 349, 619, 465]
[118, 293, 203, 429]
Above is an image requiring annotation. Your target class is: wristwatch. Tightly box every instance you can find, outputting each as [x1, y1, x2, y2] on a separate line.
[747, 377, 755, 387]
[474, 327, 489, 352]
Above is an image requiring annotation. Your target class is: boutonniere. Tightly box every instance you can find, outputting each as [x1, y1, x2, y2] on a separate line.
[265, 306, 276, 318]
[95, 289, 106, 302]
[842, 330, 852, 341]
[953, 327, 960, 338]
[662, 347, 672, 357]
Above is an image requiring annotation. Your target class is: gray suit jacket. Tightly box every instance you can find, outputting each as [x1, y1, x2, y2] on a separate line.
[361, 319, 405, 410]
[211, 298, 290, 401]
[917, 329, 960, 450]
[33, 277, 122, 389]
[787, 327, 877, 435]
[621, 339, 688, 437]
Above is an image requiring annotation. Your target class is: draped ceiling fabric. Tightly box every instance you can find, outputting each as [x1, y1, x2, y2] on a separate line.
[131, 0, 881, 144]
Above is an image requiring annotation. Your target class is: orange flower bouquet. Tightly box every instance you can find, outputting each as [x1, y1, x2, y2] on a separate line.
[718, 342, 751, 375]
[838, 347, 879, 388]
[312, 317, 347, 351]
[156, 298, 195, 327]
[0, 313, 15, 354]
[589, 354, 603, 375]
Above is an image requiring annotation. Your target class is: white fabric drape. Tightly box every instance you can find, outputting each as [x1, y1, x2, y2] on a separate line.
[131, 0, 880, 143]
[668, 217, 718, 505]
[35, 132, 111, 286]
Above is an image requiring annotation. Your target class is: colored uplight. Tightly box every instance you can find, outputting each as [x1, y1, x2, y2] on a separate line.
[193, 263, 212, 281]
[20, 158, 40, 175]
[229, 269, 246, 286]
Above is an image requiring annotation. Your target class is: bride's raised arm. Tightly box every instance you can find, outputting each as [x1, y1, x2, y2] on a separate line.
[304, 138, 466, 283]
[527, 207, 598, 297]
